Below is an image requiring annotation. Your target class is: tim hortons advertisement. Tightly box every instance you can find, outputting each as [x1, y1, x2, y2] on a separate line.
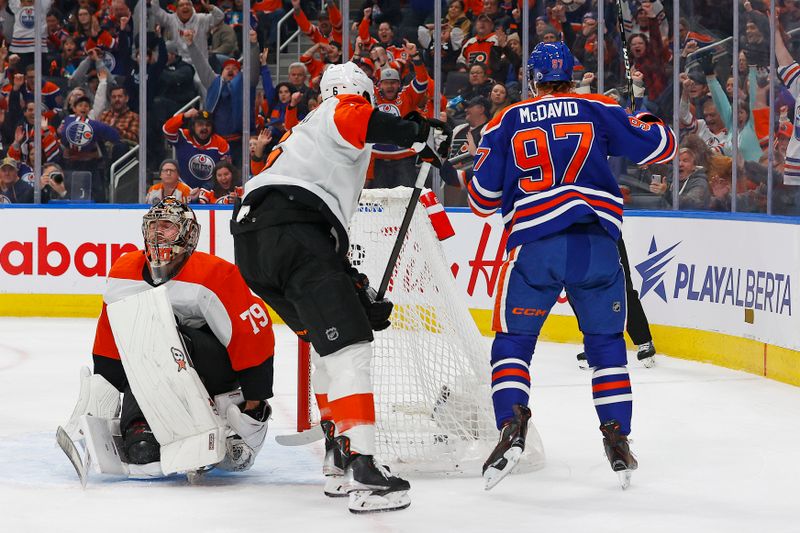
[1, 207, 798, 350]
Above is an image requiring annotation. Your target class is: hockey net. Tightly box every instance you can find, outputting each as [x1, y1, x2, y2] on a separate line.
[297, 187, 545, 474]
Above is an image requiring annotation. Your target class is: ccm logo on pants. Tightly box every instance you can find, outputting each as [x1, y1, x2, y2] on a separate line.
[511, 307, 547, 317]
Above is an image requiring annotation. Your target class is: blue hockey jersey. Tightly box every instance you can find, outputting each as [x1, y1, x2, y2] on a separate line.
[468, 93, 676, 250]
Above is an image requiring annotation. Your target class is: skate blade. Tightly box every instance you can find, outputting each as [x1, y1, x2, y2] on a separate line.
[324, 476, 348, 498]
[348, 490, 410, 514]
[483, 446, 523, 491]
[640, 356, 656, 368]
[577, 361, 591, 370]
[618, 469, 633, 490]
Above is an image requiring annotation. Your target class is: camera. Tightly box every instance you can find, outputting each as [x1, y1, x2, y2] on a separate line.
[51, 171, 64, 184]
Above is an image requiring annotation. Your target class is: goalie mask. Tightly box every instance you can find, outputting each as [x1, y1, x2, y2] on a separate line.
[142, 197, 200, 285]
[320, 62, 375, 107]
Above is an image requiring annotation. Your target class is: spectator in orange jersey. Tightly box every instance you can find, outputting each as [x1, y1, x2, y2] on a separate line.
[7, 100, 61, 167]
[290, 0, 343, 46]
[458, 14, 500, 73]
[145, 158, 196, 204]
[199, 160, 244, 204]
[371, 41, 430, 188]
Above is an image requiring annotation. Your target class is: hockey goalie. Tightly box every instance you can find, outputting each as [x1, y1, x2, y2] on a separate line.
[58, 197, 275, 482]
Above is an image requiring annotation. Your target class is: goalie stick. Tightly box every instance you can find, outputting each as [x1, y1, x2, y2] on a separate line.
[276, 162, 434, 447]
[56, 425, 89, 488]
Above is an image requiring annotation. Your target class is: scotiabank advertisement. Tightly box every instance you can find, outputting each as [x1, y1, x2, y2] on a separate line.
[1, 207, 799, 351]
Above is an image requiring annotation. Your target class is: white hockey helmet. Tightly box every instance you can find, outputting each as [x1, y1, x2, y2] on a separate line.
[320, 62, 375, 107]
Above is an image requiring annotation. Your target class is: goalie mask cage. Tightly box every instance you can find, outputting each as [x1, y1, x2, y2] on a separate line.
[297, 187, 545, 474]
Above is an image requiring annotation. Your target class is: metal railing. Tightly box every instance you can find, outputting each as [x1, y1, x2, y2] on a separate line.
[276, 9, 302, 84]
[109, 144, 140, 203]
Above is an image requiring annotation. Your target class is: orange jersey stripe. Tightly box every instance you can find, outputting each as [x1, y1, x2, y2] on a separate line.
[333, 94, 373, 149]
[492, 247, 518, 332]
[315, 393, 333, 420]
[329, 393, 376, 433]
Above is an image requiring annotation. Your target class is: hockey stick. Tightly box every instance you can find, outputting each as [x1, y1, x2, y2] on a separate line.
[377, 161, 432, 300]
[615, 0, 635, 113]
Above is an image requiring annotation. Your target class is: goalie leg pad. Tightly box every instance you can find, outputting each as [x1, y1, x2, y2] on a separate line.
[324, 342, 376, 455]
[177, 325, 239, 396]
[106, 286, 227, 475]
[63, 367, 121, 441]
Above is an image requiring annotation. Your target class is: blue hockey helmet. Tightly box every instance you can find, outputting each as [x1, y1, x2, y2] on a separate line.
[527, 41, 575, 85]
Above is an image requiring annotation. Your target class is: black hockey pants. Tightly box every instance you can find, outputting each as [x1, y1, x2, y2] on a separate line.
[231, 192, 373, 357]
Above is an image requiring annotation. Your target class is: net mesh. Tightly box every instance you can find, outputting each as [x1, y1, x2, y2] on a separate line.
[342, 188, 544, 474]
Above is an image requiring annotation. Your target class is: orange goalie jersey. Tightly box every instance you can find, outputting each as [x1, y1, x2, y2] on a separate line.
[92, 250, 274, 373]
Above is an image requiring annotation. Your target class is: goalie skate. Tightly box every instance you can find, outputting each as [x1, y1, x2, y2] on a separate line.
[482, 404, 531, 491]
[600, 420, 638, 490]
[336, 436, 411, 514]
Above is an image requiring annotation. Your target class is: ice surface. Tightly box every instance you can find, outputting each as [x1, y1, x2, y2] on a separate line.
[1, 318, 798, 533]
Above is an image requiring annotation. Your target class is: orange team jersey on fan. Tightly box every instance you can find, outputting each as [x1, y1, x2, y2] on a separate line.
[92, 250, 274, 372]
[420, 83, 448, 118]
[198, 185, 244, 204]
[145, 181, 193, 204]
[252, 0, 282, 13]
[293, 4, 343, 46]
[372, 63, 429, 159]
[458, 33, 500, 70]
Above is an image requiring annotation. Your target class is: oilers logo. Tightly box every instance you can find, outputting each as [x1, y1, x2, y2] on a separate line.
[19, 7, 35, 29]
[188, 154, 215, 181]
[378, 103, 400, 116]
[65, 120, 94, 147]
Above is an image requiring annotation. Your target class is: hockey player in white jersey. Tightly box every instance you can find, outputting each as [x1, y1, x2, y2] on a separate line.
[232, 62, 450, 514]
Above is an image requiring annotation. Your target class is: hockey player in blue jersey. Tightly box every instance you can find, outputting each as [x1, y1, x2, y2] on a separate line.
[469, 42, 676, 490]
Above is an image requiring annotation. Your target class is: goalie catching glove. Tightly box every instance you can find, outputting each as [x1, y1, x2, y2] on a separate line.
[406, 111, 452, 168]
[217, 400, 271, 472]
[352, 272, 393, 331]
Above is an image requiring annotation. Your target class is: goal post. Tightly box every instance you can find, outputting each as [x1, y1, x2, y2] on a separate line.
[296, 187, 545, 474]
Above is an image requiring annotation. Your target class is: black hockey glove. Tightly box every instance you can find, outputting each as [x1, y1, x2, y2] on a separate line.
[405, 111, 453, 169]
[352, 272, 393, 331]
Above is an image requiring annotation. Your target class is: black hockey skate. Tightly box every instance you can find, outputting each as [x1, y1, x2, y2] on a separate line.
[637, 341, 656, 368]
[322, 420, 347, 498]
[335, 436, 411, 514]
[123, 419, 160, 465]
[482, 404, 531, 490]
[600, 419, 638, 490]
[576, 351, 590, 370]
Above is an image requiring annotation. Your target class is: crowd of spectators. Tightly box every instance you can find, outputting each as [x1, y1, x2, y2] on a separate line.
[0, 0, 797, 216]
